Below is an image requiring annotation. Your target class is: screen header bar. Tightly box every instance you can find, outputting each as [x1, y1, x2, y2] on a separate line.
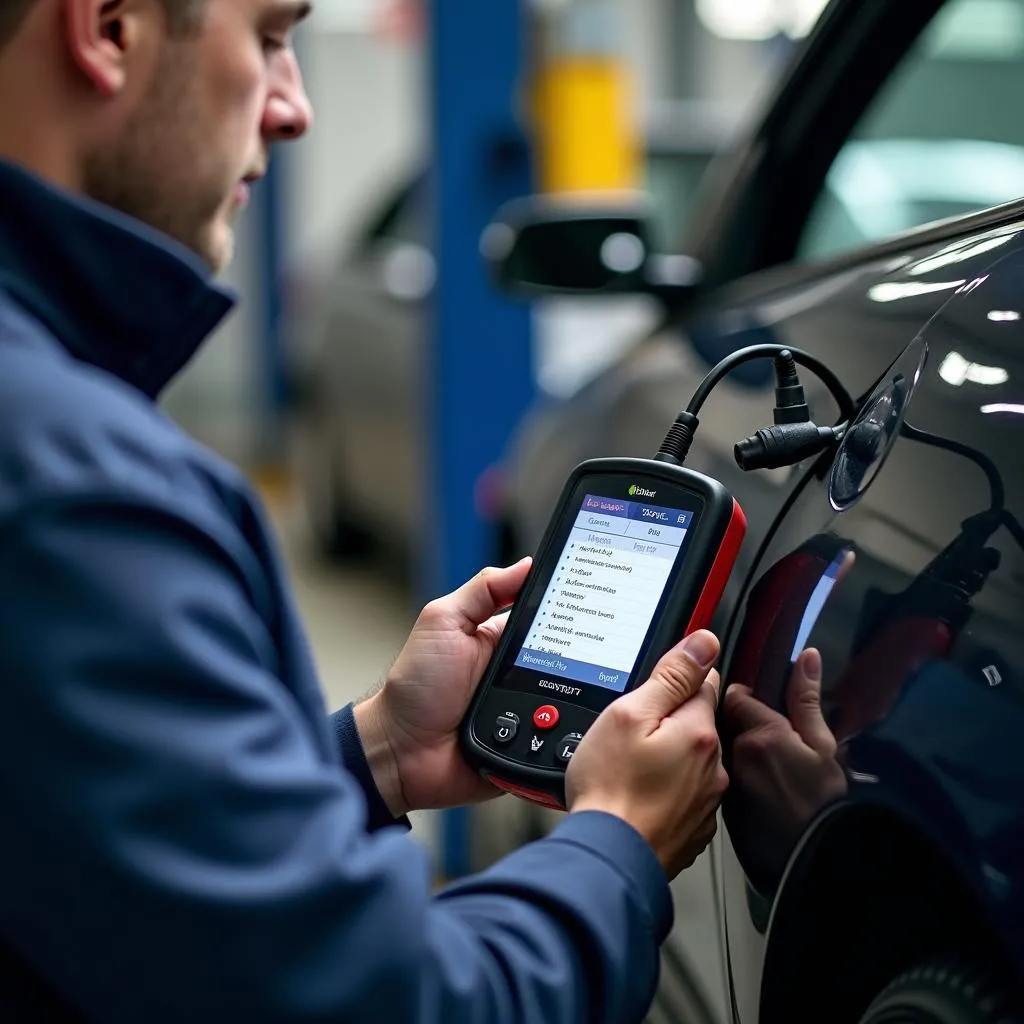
[582, 493, 693, 530]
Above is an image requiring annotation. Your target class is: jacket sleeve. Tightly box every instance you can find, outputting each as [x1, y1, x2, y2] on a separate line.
[0, 490, 673, 1024]
[329, 703, 412, 834]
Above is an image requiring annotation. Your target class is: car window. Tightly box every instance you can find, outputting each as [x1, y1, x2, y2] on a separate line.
[644, 150, 717, 251]
[798, 0, 1024, 262]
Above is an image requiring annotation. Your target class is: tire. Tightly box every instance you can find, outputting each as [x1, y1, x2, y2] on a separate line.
[859, 958, 1018, 1024]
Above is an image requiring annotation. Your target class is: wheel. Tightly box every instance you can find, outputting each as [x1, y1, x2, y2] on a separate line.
[858, 958, 1017, 1024]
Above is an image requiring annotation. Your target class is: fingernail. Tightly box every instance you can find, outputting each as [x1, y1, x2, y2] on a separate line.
[802, 648, 822, 681]
[681, 630, 719, 670]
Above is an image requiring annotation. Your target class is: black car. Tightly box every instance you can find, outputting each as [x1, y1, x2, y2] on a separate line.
[487, 0, 1024, 1021]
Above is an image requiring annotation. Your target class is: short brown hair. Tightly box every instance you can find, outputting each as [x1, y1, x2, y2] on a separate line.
[0, 0, 205, 51]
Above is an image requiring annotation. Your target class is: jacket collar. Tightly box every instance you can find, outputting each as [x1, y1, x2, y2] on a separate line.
[0, 158, 236, 398]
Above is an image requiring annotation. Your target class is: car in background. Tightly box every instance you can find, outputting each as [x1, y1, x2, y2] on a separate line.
[285, 103, 741, 563]
[482, 0, 1024, 1021]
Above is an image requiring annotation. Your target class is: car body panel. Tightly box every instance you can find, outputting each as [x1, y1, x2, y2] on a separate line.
[503, 216, 1024, 1022]
[717, 231, 1024, 1021]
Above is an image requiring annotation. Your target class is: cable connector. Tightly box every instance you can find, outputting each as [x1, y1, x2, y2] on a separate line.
[734, 422, 844, 471]
[772, 350, 810, 424]
[651, 342, 855, 470]
[654, 411, 699, 465]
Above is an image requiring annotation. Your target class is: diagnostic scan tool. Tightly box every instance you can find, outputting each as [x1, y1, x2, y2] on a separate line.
[462, 458, 745, 807]
[461, 345, 858, 807]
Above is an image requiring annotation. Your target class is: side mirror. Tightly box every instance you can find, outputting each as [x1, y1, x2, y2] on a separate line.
[480, 193, 701, 301]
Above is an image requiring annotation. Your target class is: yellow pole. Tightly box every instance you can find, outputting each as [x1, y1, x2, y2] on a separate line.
[531, 0, 641, 197]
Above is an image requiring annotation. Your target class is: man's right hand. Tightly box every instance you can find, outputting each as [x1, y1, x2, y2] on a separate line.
[565, 630, 728, 879]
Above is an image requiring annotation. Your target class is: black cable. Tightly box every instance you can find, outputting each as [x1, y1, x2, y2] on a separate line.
[901, 423, 1024, 562]
[1002, 509, 1024, 553]
[685, 344, 857, 421]
[900, 422, 1005, 512]
[654, 343, 856, 466]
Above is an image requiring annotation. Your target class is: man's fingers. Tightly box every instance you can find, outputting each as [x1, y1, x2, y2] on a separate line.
[665, 669, 720, 724]
[475, 609, 511, 646]
[786, 648, 837, 757]
[722, 683, 783, 733]
[702, 668, 722, 712]
[443, 558, 532, 631]
[631, 631, 720, 719]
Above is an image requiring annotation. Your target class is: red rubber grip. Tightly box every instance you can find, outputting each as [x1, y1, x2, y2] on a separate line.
[484, 773, 565, 810]
[685, 499, 747, 635]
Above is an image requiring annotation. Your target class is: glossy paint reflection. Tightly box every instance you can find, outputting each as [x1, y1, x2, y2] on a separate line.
[721, 540, 854, 897]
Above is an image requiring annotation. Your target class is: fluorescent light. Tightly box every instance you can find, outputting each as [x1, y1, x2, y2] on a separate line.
[695, 0, 828, 41]
[696, 0, 778, 41]
[868, 280, 965, 302]
[967, 363, 1010, 385]
[939, 351, 970, 385]
[939, 351, 1010, 387]
[909, 235, 1015, 275]
[981, 403, 1024, 414]
[987, 310, 1021, 321]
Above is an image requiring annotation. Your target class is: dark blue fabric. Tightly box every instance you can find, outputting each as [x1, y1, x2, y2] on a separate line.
[0, 159, 672, 1022]
[331, 703, 411, 833]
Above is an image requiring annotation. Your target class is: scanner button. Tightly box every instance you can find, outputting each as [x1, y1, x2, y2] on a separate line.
[493, 715, 518, 745]
[556, 733, 583, 763]
[533, 705, 560, 730]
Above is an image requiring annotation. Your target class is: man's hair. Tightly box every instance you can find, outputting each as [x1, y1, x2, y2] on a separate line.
[0, 0, 204, 51]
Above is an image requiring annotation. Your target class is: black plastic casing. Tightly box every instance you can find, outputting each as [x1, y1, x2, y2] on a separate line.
[460, 458, 746, 809]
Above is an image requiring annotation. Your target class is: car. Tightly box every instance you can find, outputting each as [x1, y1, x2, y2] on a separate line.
[285, 103, 741, 565]
[484, 0, 1024, 1021]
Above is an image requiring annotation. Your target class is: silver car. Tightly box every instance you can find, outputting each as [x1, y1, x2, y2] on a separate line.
[287, 104, 739, 564]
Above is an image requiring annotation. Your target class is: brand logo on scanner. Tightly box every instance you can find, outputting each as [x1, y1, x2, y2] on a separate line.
[629, 484, 657, 498]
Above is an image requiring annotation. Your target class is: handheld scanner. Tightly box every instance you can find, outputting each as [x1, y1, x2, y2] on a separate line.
[460, 457, 746, 809]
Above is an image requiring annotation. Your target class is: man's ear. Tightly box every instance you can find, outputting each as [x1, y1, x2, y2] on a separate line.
[62, 0, 151, 95]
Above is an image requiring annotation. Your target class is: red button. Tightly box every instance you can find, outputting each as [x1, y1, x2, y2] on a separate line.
[532, 705, 560, 730]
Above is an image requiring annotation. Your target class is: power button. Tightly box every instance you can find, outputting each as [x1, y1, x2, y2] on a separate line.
[532, 705, 559, 730]
[493, 714, 518, 745]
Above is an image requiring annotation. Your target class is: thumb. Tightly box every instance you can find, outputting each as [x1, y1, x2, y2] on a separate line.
[630, 630, 720, 720]
[786, 648, 837, 757]
[444, 558, 532, 632]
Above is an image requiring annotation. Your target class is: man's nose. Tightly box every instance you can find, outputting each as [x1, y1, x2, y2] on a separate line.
[263, 51, 313, 142]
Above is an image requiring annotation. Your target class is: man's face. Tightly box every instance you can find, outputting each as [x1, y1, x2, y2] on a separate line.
[82, 0, 312, 271]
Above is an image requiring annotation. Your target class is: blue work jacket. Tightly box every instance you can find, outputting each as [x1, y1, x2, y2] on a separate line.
[0, 159, 672, 1022]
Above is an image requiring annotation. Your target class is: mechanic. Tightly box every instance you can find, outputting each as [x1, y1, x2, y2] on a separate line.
[0, 0, 729, 1019]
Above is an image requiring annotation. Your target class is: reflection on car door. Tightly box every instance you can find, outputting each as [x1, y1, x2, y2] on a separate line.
[716, 229, 1024, 1023]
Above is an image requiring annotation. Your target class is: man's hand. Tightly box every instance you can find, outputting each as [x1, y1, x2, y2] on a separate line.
[355, 558, 532, 817]
[721, 648, 848, 890]
[566, 630, 729, 880]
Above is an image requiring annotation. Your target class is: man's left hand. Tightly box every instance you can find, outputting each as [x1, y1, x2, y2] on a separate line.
[354, 558, 532, 817]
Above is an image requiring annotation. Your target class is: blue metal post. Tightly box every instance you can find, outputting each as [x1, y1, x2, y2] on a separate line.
[425, 0, 534, 878]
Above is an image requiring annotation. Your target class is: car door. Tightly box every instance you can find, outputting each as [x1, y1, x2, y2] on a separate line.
[689, 1, 1024, 1020]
